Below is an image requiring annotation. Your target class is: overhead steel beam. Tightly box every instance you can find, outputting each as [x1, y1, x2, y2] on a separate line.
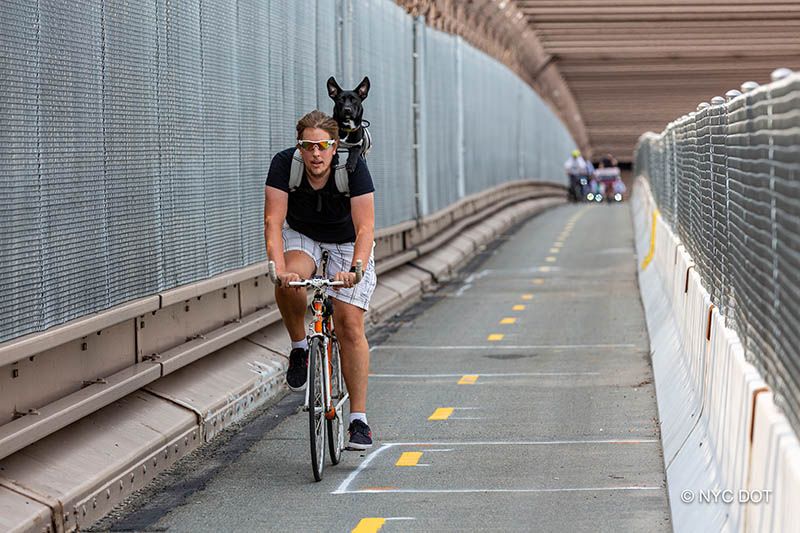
[542, 38, 800, 49]
[546, 45, 800, 58]
[512, 1, 798, 159]
[533, 19, 800, 29]
[516, 0, 800, 7]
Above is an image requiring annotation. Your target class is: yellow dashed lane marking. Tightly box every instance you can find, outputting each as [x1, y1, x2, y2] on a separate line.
[429, 407, 454, 420]
[353, 518, 386, 533]
[539, 266, 552, 272]
[532, 278, 545, 285]
[512, 304, 526, 311]
[521, 294, 534, 300]
[545, 256, 557, 263]
[396, 452, 423, 466]
[550, 248, 559, 254]
[500, 317, 516, 324]
[458, 374, 479, 385]
[487, 333, 505, 341]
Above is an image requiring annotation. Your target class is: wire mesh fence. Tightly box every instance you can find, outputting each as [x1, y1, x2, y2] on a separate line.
[634, 72, 800, 435]
[0, 0, 575, 343]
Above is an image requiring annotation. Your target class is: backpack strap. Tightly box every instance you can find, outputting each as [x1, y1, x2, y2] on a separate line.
[288, 147, 350, 197]
[288, 149, 304, 191]
[362, 126, 372, 157]
[334, 149, 350, 197]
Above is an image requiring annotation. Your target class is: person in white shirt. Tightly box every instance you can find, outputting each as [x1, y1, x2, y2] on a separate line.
[564, 149, 592, 202]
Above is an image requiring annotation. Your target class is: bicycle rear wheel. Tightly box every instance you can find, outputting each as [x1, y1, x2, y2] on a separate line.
[327, 338, 345, 465]
[308, 337, 326, 481]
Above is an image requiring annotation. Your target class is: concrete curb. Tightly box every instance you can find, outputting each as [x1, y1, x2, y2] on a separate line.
[0, 195, 563, 533]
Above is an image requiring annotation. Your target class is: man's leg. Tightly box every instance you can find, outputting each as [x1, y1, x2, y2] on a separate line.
[332, 298, 373, 448]
[332, 299, 369, 412]
[274, 250, 316, 338]
[275, 251, 316, 390]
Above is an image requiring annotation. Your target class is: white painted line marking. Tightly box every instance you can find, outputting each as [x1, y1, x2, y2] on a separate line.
[454, 283, 473, 297]
[333, 444, 396, 494]
[369, 372, 601, 378]
[384, 439, 658, 446]
[371, 343, 638, 351]
[343, 486, 662, 495]
[332, 441, 658, 495]
[463, 269, 490, 284]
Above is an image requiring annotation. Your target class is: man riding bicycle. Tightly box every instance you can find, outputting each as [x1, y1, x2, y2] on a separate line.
[564, 149, 593, 202]
[264, 110, 377, 450]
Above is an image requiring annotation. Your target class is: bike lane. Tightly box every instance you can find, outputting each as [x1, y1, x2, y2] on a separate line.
[100, 203, 670, 532]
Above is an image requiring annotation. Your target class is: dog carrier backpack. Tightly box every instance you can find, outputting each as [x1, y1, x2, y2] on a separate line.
[288, 149, 350, 196]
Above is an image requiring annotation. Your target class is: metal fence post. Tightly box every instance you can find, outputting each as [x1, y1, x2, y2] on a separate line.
[341, 0, 353, 86]
[335, 0, 345, 89]
[455, 36, 465, 199]
[412, 16, 428, 218]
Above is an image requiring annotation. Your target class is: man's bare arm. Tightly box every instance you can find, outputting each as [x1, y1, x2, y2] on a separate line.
[264, 186, 288, 271]
[350, 192, 375, 269]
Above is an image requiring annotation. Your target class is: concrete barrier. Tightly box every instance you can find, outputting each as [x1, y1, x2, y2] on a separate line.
[632, 178, 800, 533]
[746, 391, 800, 533]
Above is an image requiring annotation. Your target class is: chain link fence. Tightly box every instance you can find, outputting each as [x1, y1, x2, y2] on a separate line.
[0, 0, 574, 344]
[634, 71, 800, 435]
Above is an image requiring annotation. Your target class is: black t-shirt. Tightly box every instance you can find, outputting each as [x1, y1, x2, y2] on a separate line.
[265, 148, 375, 244]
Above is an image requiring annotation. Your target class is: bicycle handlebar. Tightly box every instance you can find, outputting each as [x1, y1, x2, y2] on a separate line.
[267, 259, 363, 287]
[288, 279, 344, 288]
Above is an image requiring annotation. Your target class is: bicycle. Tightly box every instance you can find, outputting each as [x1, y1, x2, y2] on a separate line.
[268, 253, 363, 481]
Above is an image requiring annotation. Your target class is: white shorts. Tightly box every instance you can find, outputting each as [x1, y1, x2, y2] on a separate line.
[282, 224, 377, 311]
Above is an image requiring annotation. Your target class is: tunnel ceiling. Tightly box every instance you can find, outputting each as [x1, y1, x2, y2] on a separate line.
[512, 0, 800, 160]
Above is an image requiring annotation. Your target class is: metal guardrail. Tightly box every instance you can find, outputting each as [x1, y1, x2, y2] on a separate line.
[634, 68, 800, 436]
[0, 181, 564, 461]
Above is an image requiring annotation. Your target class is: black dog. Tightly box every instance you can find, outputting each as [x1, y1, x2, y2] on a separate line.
[327, 76, 372, 173]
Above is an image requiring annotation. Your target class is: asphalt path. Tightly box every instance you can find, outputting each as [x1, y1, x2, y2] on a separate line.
[102, 202, 671, 532]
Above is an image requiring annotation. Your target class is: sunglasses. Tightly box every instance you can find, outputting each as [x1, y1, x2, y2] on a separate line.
[297, 139, 336, 151]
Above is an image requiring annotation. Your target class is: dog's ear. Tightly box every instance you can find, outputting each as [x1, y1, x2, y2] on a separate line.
[355, 76, 370, 100]
[327, 77, 342, 100]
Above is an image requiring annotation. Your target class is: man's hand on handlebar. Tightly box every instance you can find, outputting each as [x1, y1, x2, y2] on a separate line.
[277, 271, 303, 289]
[332, 271, 357, 290]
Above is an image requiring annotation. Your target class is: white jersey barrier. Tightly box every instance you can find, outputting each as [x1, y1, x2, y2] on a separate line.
[632, 177, 800, 533]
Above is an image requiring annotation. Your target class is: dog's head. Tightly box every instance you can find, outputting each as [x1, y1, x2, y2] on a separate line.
[327, 76, 370, 131]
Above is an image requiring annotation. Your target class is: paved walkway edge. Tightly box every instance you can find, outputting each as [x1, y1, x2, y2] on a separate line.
[0, 197, 563, 533]
[632, 178, 800, 533]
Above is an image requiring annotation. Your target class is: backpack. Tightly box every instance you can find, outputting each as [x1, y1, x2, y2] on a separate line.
[288, 148, 351, 197]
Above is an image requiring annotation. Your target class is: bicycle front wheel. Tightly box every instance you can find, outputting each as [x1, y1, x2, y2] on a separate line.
[308, 337, 326, 481]
[327, 338, 345, 465]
